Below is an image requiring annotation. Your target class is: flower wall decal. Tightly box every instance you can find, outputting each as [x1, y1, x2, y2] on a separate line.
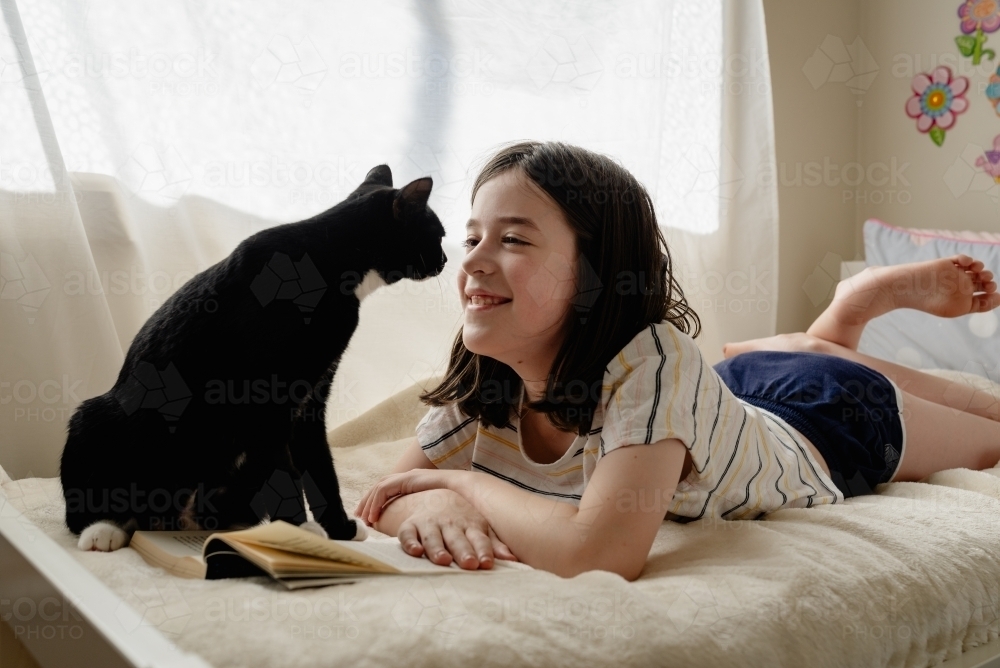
[957, 0, 1000, 65]
[985, 66, 1000, 115]
[905, 66, 969, 146]
[975, 134, 1000, 182]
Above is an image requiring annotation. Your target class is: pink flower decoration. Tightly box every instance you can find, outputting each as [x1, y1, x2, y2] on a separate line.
[959, 0, 1000, 34]
[905, 66, 969, 144]
[975, 134, 1000, 182]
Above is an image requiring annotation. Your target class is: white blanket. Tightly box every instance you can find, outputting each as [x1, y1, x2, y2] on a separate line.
[3, 370, 1000, 668]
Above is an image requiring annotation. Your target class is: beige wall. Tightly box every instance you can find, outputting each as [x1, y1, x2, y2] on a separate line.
[765, 0, 1000, 333]
[858, 0, 1000, 236]
[764, 0, 862, 334]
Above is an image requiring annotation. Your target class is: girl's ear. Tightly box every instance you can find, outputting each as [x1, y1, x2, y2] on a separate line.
[393, 177, 433, 220]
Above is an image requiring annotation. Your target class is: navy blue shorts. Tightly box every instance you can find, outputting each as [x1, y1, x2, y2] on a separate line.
[711, 351, 907, 499]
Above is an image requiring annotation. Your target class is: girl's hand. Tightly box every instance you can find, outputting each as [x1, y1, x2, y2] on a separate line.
[394, 489, 518, 569]
[355, 469, 457, 525]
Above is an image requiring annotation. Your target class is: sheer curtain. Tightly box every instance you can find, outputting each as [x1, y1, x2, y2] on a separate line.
[0, 0, 777, 478]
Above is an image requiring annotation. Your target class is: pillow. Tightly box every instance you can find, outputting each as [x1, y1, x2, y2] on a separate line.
[857, 218, 1000, 381]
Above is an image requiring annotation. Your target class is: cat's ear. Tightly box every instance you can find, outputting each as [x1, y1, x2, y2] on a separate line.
[363, 165, 393, 187]
[392, 177, 433, 220]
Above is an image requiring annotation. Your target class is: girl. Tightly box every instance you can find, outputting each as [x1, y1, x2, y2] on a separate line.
[356, 141, 1000, 581]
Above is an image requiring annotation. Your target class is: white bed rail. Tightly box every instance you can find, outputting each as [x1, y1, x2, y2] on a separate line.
[0, 478, 212, 668]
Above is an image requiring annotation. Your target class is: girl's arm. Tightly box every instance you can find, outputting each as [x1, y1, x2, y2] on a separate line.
[360, 438, 688, 581]
[369, 437, 519, 567]
[374, 488, 518, 567]
[389, 436, 439, 473]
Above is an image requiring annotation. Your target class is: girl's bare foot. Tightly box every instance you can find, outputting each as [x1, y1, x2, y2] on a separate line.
[804, 254, 999, 351]
[723, 254, 999, 358]
[874, 254, 998, 317]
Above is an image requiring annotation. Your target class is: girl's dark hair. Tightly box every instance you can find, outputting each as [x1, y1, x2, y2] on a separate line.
[419, 140, 700, 435]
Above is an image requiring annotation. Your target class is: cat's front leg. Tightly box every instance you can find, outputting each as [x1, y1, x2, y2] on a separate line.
[289, 369, 366, 541]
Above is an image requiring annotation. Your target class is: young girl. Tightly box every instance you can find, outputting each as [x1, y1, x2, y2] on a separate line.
[356, 141, 1000, 581]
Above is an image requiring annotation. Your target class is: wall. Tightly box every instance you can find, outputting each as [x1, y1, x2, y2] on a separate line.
[764, 0, 1000, 334]
[764, 0, 863, 334]
[859, 0, 1000, 237]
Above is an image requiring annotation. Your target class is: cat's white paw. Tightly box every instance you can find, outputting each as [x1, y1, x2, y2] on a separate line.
[77, 521, 128, 552]
[298, 521, 329, 539]
[352, 519, 368, 541]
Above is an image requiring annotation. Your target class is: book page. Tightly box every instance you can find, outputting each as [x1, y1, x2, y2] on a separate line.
[131, 530, 218, 579]
[134, 530, 216, 557]
[217, 521, 396, 572]
[228, 543, 375, 575]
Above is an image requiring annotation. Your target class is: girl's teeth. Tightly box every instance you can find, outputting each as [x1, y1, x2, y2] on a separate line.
[470, 296, 508, 305]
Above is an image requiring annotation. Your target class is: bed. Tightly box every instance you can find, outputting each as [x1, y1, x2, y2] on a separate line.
[2, 364, 1000, 668]
[3, 239, 1000, 668]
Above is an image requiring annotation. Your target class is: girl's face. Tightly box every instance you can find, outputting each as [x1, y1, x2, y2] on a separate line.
[459, 169, 578, 381]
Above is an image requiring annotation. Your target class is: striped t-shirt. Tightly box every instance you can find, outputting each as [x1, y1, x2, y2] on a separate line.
[415, 320, 843, 521]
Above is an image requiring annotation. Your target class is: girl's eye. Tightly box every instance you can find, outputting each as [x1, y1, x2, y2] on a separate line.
[461, 237, 526, 248]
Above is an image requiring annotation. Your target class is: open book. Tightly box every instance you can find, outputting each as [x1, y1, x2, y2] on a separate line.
[129, 520, 529, 589]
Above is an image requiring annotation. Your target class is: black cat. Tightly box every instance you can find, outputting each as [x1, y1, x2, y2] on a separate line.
[60, 165, 446, 551]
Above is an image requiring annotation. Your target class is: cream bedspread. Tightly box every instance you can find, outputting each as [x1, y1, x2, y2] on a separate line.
[2, 370, 1000, 668]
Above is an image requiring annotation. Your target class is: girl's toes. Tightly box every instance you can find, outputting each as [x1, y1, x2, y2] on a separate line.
[976, 292, 1000, 311]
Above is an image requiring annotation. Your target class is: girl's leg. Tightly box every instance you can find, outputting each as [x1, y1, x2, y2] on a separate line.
[893, 389, 1000, 480]
[723, 254, 1000, 422]
[804, 339, 1000, 423]
[805, 254, 998, 350]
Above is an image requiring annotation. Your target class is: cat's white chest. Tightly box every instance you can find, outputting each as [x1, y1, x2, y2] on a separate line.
[354, 269, 388, 302]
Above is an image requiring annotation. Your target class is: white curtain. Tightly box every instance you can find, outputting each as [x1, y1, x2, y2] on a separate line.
[0, 0, 777, 479]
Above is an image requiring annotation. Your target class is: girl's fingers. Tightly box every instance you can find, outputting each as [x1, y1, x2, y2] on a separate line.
[365, 485, 387, 523]
[414, 520, 451, 566]
[464, 528, 494, 569]
[370, 493, 400, 523]
[488, 527, 518, 561]
[364, 490, 379, 522]
[398, 522, 424, 557]
[364, 481, 394, 523]
[360, 489, 376, 523]
[440, 524, 479, 570]
[354, 489, 371, 517]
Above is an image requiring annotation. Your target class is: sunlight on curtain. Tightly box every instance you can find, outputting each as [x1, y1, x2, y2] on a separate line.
[0, 0, 777, 478]
[3, 2, 724, 231]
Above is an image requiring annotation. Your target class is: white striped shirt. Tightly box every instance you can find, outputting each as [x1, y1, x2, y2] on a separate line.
[415, 320, 843, 521]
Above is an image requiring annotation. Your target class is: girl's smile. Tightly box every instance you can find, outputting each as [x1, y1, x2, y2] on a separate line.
[466, 299, 512, 312]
